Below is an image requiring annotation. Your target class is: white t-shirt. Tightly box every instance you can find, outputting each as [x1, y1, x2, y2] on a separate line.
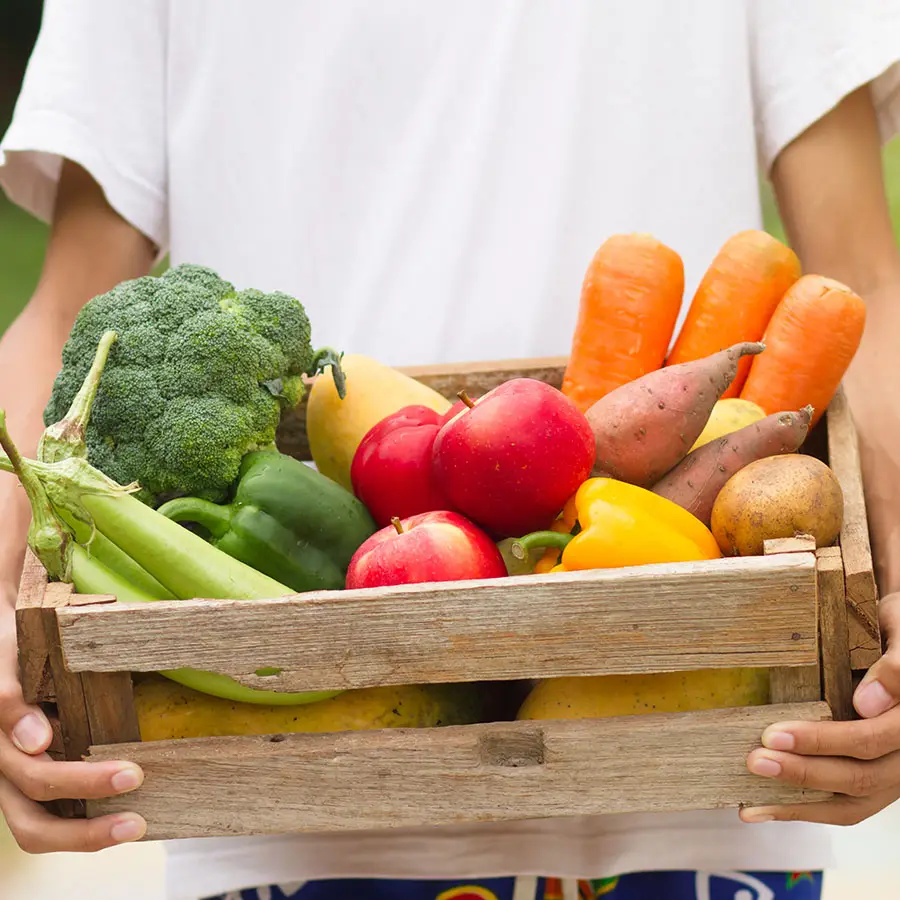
[3, 2, 900, 898]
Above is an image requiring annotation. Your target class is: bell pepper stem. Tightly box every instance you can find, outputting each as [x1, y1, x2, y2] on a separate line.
[155, 496, 234, 539]
[511, 530, 574, 561]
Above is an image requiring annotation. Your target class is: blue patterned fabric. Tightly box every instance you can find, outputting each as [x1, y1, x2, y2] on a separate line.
[202, 870, 824, 900]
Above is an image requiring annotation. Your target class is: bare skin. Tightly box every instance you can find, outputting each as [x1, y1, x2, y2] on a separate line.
[0, 160, 155, 851]
[741, 85, 900, 825]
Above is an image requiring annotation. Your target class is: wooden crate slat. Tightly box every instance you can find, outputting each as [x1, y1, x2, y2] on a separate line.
[817, 548, 854, 721]
[81, 672, 141, 746]
[57, 555, 818, 692]
[827, 387, 880, 668]
[42, 583, 91, 763]
[85, 701, 832, 840]
[763, 539, 821, 703]
[15, 548, 52, 704]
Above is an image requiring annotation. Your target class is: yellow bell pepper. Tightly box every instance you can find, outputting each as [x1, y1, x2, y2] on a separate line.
[513, 478, 720, 571]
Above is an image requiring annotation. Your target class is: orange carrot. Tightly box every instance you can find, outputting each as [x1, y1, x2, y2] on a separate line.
[561, 234, 684, 412]
[740, 274, 866, 427]
[666, 230, 801, 397]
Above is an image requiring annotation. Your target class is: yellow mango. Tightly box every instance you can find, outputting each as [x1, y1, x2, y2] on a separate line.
[135, 674, 484, 741]
[306, 354, 451, 490]
[691, 398, 767, 451]
[517, 667, 770, 720]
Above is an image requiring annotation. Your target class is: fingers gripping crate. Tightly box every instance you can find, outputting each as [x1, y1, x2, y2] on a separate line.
[15, 358, 879, 841]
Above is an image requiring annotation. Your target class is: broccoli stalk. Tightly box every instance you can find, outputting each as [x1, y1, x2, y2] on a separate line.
[38, 330, 117, 464]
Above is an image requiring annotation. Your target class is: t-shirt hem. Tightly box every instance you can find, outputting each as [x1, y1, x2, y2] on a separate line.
[757, 44, 900, 173]
[0, 109, 168, 249]
[162, 818, 837, 900]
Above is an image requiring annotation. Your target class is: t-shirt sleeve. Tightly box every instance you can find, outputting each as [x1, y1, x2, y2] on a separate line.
[750, 0, 900, 173]
[0, 0, 168, 249]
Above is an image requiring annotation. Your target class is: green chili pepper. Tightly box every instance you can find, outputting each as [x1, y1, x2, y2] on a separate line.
[157, 451, 376, 593]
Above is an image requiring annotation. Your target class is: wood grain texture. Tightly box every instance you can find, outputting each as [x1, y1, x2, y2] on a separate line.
[827, 387, 880, 668]
[277, 357, 567, 462]
[15, 549, 52, 704]
[763, 536, 817, 555]
[817, 549, 854, 721]
[67, 593, 117, 608]
[42, 583, 90, 764]
[81, 672, 140, 746]
[86, 701, 832, 840]
[58, 555, 818, 692]
[769, 666, 821, 703]
[762, 542, 820, 703]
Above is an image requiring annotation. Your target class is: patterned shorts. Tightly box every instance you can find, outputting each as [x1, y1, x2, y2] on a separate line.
[203, 871, 823, 900]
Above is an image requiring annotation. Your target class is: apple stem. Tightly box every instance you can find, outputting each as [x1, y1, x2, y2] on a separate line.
[457, 390, 475, 409]
[391, 517, 405, 535]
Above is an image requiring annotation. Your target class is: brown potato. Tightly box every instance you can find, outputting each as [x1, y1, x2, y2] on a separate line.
[710, 454, 843, 556]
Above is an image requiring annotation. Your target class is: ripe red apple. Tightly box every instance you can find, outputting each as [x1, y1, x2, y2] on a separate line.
[346, 510, 507, 589]
[432, 378, 595, 537]
[350, 405, 455, 526]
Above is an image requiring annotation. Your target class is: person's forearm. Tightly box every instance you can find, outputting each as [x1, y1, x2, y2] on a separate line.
[0, 161, 155, 607]
[771, 84, 900, 299]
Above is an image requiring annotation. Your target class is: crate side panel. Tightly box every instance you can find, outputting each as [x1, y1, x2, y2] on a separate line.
[58, 555, 818, 691]
[827, 387, 880, 668]
[86, 701, 831, 839]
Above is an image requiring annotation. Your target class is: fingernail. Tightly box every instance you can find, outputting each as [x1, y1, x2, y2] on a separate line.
[762, 730, 795, 751]
[742, 810, 775, 823]
[110, 815, 146, 843]
[855, 679, 896, 718]
[749, 756, 782, 777]
[11, 712, 51, 754]
[110, 766, 143, 794]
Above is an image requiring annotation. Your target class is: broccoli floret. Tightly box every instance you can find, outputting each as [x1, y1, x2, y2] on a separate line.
[43, 264, 343, 503]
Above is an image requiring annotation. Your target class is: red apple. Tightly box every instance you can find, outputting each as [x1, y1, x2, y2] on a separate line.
[432, 378, 595, 537]
[350, 405, 456, 526]
[346, 510, 507, 589]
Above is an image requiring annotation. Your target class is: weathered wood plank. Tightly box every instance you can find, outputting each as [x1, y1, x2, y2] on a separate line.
[769, 666, 821, 703]
[81, 672, 141, 746]
[67, 593, 117, 608]
[817, 549, 854, 721]
[827, 387, 880, 668]
[763, 536, 816, 556]
[762, 542, 820, 702]
[58, 555, 818, 692]
[277, 358, 567, 462]
[86, 701, 832, 840]
[42, 583, 90, 764]
[15, 549, 52, 704]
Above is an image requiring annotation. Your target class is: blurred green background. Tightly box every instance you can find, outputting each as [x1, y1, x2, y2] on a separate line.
[1, 4, 900, 338]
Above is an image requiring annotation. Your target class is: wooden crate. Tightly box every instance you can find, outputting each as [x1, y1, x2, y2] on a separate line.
[16, 359, 880, 841]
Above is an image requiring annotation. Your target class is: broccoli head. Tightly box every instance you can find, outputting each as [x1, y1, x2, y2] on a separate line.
[43, 264, 344, 503]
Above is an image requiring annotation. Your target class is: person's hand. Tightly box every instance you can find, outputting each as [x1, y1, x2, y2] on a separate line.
[740, 594, 900, 825]
[740, 307, 900, 825]
[0, 582, 147, 852]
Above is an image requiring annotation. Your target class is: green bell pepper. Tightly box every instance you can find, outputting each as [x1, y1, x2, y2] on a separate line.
[157, 450, 376, 593]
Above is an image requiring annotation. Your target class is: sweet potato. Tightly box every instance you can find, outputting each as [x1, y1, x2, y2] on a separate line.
[585, 341, 764, 487]
[651, 407, 812, 526]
